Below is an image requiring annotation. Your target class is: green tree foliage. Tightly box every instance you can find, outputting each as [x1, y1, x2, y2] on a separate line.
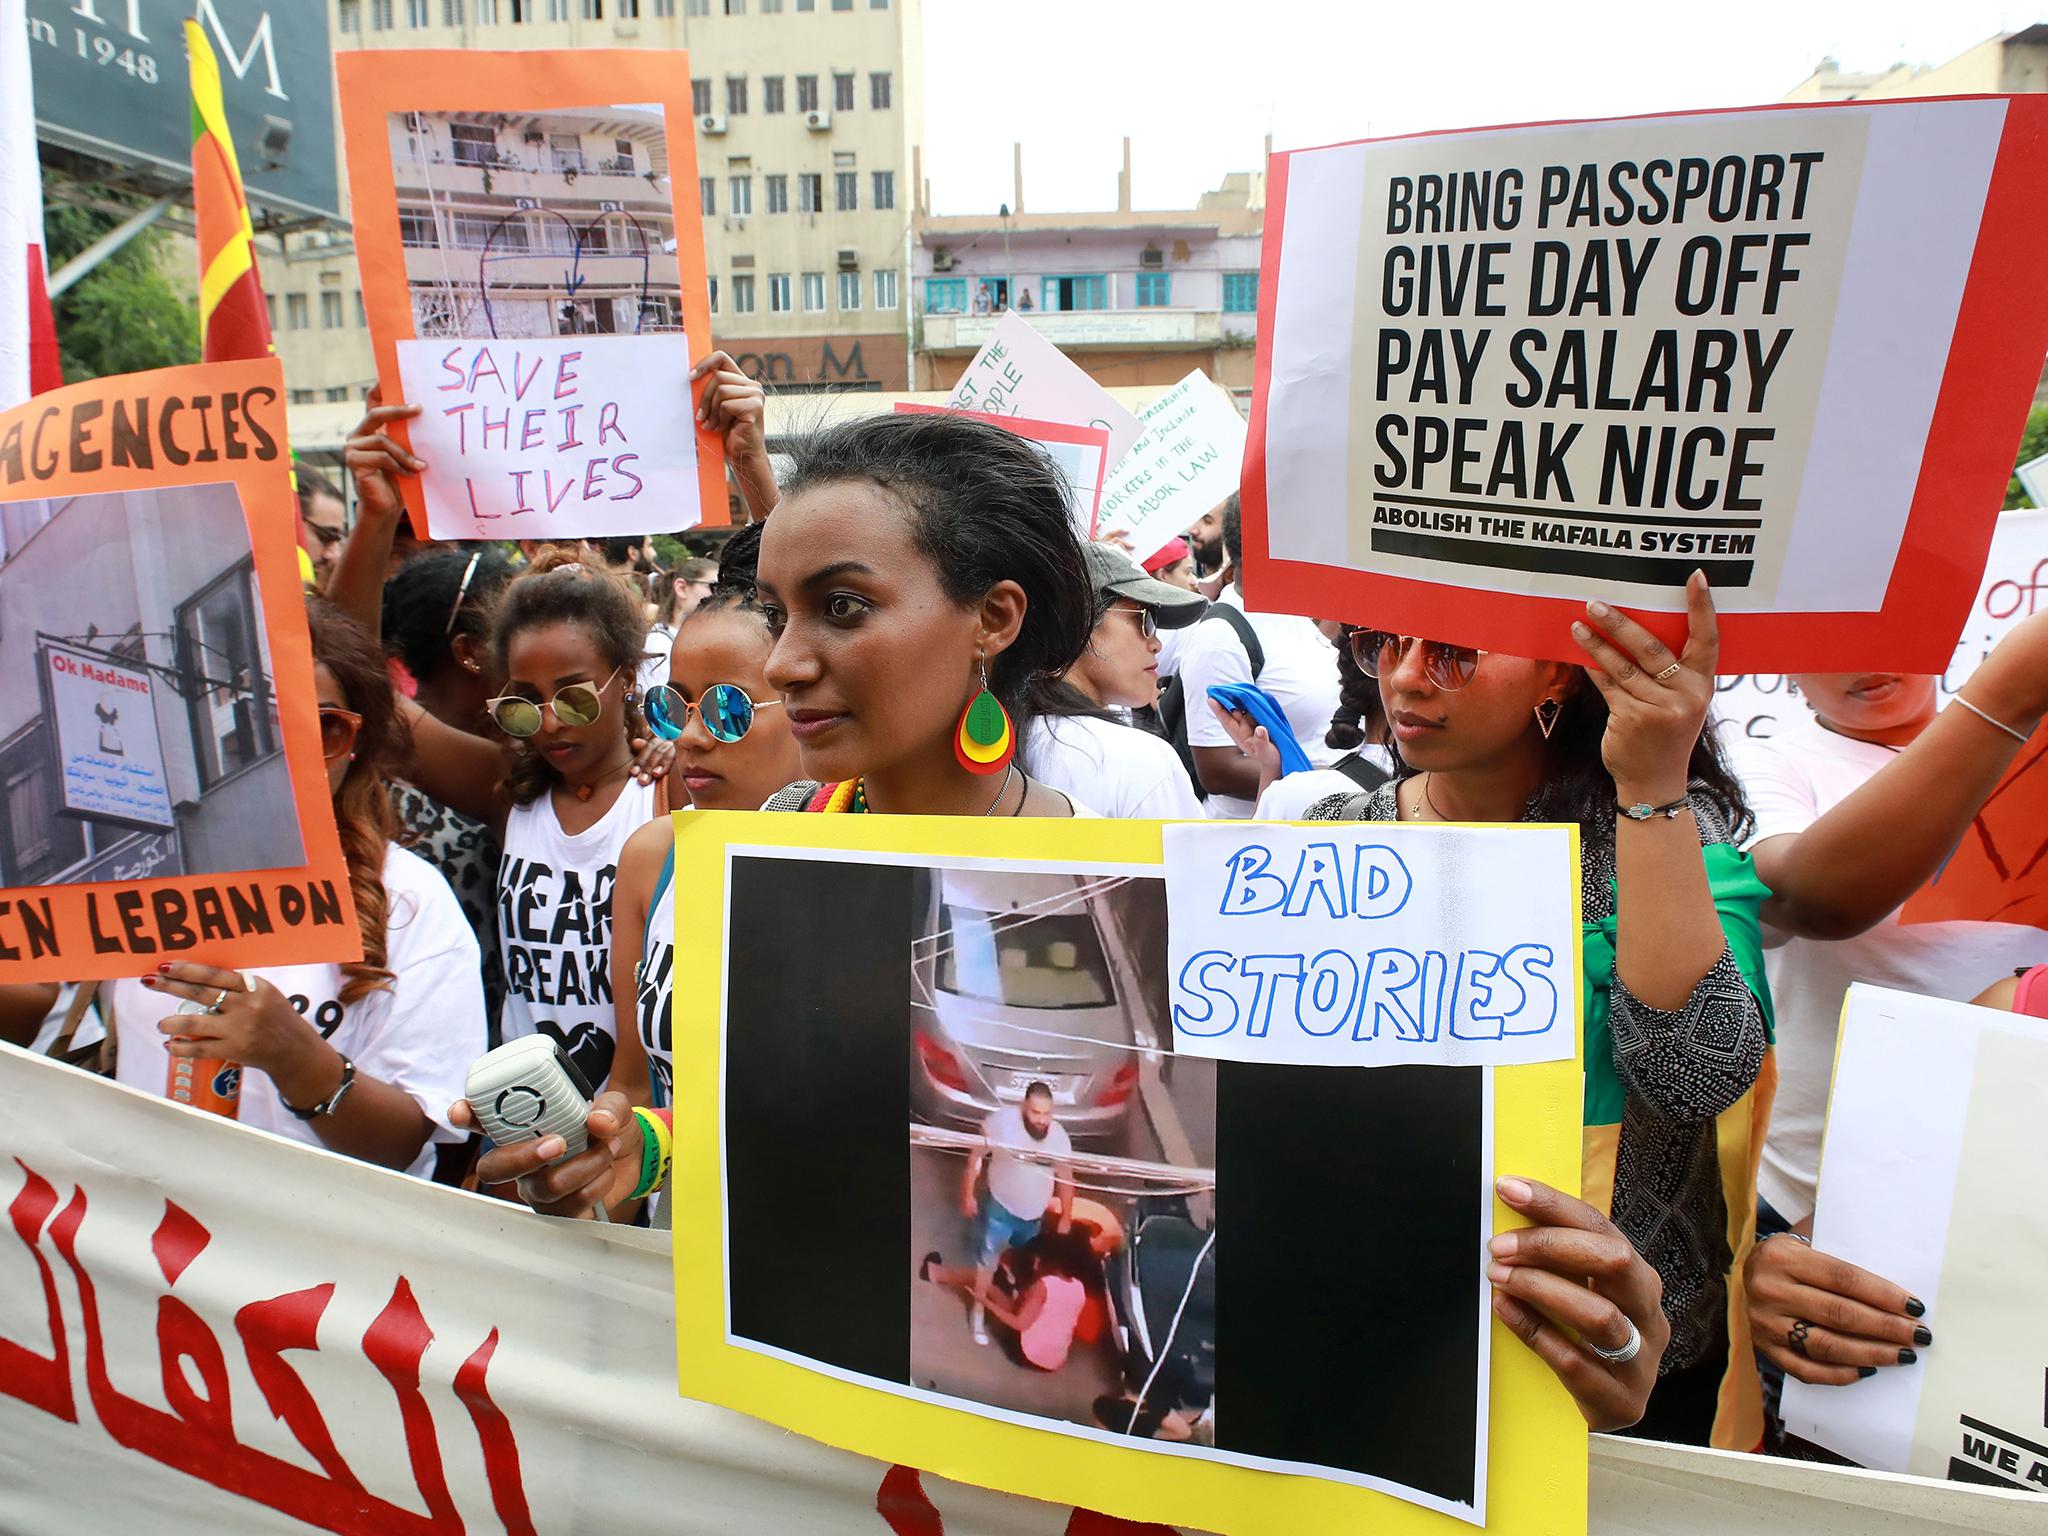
[44, 198, 199, 383]
[2007, 403, 2048, 509]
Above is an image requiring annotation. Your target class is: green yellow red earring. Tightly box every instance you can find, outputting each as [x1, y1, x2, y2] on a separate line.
[954, 659, 1015, 776]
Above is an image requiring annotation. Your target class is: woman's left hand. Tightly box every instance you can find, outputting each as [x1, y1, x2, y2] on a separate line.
[144, 964, 325, 1082]
[1572, 570, 1718, 804]
[1489, 1175, 1670, 1431]
[628, 732, 674, 786]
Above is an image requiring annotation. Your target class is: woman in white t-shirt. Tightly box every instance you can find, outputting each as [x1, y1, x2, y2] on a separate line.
[1023, 542, 1207, 820]
[115, 601, 485, 1178]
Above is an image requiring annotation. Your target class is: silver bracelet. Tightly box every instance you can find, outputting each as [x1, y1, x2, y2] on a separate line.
[1953, 695, 2031, 745]
[1760, 1229, 1810, 1248]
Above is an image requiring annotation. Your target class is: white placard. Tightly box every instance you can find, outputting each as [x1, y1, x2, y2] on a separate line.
[946, 310, 1144, 467]
[2014, 451, 2048, 511]
[1162, 822, 1577, 1067]
[1097, 371, 1250, 563]
[42, 642, 173, 829]
[396, 333, 699, 540]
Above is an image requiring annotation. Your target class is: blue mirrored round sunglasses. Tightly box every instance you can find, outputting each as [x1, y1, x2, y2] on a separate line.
[643, 682, 781, 743]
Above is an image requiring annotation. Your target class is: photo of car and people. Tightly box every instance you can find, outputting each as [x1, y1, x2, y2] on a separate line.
[906, 867, 1216, 1444]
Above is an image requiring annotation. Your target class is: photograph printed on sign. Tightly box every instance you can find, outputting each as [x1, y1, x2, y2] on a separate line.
[0, 484, 305, 888]
[718, 846, 1490, 1522]
[380, 100, 698, 539]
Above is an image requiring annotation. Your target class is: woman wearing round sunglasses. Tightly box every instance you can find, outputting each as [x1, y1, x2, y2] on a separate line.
[1219, 576, 1770, 1440]
[108, 601, 486, 1178]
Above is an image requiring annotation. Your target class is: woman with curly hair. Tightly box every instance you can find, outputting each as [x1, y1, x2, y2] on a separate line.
[108, 600, 487, 1178]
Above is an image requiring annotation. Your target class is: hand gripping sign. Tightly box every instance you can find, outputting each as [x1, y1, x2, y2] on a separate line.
[1244, 97, 2048, 671]
[339, 49, 725, 541]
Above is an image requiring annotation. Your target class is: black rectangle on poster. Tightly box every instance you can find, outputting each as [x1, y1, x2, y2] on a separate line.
[724, 855, 914, 1383]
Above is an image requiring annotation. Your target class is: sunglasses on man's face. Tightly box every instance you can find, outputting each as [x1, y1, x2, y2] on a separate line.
[318, 706, 363, 762]
[643, 682, 781, 744]
[486, 668, 622, 738]
[1348, 630, 1485, 692]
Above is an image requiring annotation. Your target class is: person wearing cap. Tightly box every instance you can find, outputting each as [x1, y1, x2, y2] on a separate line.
[1021, 543, 1208, 820]
[1143, 536, 1199, 593]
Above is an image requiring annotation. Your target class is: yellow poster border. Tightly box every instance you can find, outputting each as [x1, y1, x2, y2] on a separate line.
[670, 810, 1587, 1536]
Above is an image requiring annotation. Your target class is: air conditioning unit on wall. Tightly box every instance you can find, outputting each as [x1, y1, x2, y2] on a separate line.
[700, 114, 728, 136]
[805, 109, 832, 132]
[837, 248, 858, 269]
[932, 250, 954, 271]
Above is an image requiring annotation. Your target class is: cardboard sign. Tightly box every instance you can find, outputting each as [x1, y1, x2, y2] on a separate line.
[1246, 98, 2048, 670]
[947, 310, 1144, 467]
[338, 50, 723, 540]
[893, 401, 1111, 537]
[1710, 508, 2048, 745]
[1162, 823, 1579, 1068]
[0, 361, 358, 980]
[669, 812, 1585, 1536]
[1096, 371, 1249, 564]
[1784, 985, 2048, 1485]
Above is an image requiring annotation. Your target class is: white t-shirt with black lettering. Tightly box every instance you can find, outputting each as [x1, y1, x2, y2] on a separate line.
[110, 845, 485, 1179]
[498, 778, 658, 1092]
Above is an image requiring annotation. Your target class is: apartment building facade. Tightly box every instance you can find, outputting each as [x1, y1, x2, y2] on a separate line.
[265, 0, 921, 408]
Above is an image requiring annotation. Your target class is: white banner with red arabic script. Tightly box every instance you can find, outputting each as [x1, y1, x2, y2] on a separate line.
[0, 1044, 2034, 1536]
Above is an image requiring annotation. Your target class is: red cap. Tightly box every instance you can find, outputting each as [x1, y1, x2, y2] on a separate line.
[1142, 537, 1190, 574]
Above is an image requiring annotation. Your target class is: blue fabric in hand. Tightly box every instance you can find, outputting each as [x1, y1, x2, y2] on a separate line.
[1205, 683, 1313, 777]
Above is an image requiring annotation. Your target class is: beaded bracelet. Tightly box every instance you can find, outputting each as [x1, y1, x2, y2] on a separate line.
[629, 1107, 674, 1201]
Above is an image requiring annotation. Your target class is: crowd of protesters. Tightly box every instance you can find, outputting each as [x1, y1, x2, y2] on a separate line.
[5, 343, 2045, 1466]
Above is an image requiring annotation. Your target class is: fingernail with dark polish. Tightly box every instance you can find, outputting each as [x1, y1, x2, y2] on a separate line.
[1913, 1326, 1932, 1347]
[1899, 1347, 1917, 1365]
[1857, 1367, 1877, 1379]
[1905, 1296, 1926, 1317]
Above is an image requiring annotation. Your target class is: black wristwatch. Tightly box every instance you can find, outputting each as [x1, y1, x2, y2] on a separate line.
[284, 1054, 357, 1121]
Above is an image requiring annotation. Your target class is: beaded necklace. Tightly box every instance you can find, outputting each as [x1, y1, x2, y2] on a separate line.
[818, 778, 870, 814]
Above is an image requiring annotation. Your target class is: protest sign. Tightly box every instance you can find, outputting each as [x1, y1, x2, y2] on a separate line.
[1095, 372, 1249, 565]
[1247, 98, 2048, 670]
[0, 361, 357, 981]
[1711, 509, 2048, 745]
[0, 1043, 2018, 1536]
[947, 310, 1145, 468]
[1783, 985, 2048, 1488]
[2014, 452, 2048, 512]
[1162, 823, 1579, 1068]
[669, 811, 1584, 1535]
[894, 402, 1112, 538]
[338, 50, 722, 540]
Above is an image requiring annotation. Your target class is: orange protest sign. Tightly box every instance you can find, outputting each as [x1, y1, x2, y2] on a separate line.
[0, 360, 358, 981]
[1901, 721, 2048, 931]
[338, 50, 724, 541]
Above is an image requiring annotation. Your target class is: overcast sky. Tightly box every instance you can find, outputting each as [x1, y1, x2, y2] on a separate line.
[921, 2, 2040, 214]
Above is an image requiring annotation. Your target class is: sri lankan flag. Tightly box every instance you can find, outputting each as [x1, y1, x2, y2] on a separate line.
[185, 19, 273, 363]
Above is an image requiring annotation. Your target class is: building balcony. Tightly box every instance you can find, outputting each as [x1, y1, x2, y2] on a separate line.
[920, 308, 1223, 353]
[392, 155, 670, 210]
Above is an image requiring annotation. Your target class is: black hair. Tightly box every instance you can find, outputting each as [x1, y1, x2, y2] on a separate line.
[1326, 625, 1387, 751]
[296, 465, 344, 515]
[1221, 495, 1243, 573]
[1028, 580, 1128, 725]
[1382, 672, 1753, 839]
[381, 546, 514, 681]
[676, 523, 770, 633]
[777, 412, 1095, 726]
[1025, 1079, 1053, 1101]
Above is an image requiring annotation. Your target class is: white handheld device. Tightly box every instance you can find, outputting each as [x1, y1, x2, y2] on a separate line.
[464, 1035, 596, 1161]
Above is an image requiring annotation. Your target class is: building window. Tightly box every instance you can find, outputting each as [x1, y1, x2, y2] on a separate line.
[325, 386, 351, 401]
[726, 76, 748, 114]
[874, 268, 898, 309]
[797, 172, 821, 212]
[619, 0, 638, 15]
[289, 388, 315, 403]
[179, 563, 281, 792]
[761, 0, 781, 10]
[286, 293, 309, 330]
[398, 208, 435, 247]
[795, 0, 813, 9]
[871, 170, 894, 210]
[548, 0, 568, 15]
[321, 291, 345, 328]
[831, 0, 850, 9]
[762, 75, 784, 113]
[406, 0, 429, 24]
[686, 0, 708, 11]
[707, 276, 718, 312]
[832, 73, 855, 111]
[869, 72, 891, 109]
[264, 293, 276, 328]
[443, 0, 463, 21]
[869, 0, 886, 7]
[581, 0, 603, 16]
[0, 723, 87, 886]
[692, 78, 712, 115]
[925, 277, 966, 314]
[729, 175, 752, 215]
[723, 0, 744, 10]
[655, 0, 675, 13]
[449, 121, 496, 165]
[731, 274, 755, 312]
[478, 0, 499, 17]
[769, 273, 792, 312]
[835, 171, 857, 211]
[799, 272, 824, 311]
[1044, 274, 1106, 312]
[837, 270, 860, 310]
[355, 291, 367, 326]
[372, 0, 394, 25]
[765, 174, 788, 213]
[796, 75, 818, 112]
[1135, 272, 1171, 307]
[1223, 270, 1260, 312]
[339, 0, 361, 32]
[699, 178, 715, 215]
